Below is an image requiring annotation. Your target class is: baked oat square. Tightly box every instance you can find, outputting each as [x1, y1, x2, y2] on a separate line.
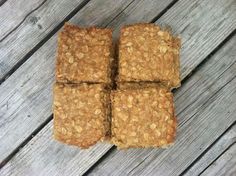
[118, 23, 181, 88]
[56, 23, 113, 84]
[53, 83, 109, 148]
[111, 85, 177, 149]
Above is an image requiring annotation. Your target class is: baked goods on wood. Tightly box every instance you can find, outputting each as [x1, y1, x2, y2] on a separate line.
[53, 83, 109, 148]
[111, 85, 176, 149]
[56, 23, 113, 84]
[118, 23, 181, 88]
[53, 23, 181, 149]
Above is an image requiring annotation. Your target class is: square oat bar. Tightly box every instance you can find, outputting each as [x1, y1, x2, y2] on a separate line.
[53, 83, 109, 148]
[111, 85, 177, 148]
[118, 23, 181, 88]
[56, 23, 113, 84]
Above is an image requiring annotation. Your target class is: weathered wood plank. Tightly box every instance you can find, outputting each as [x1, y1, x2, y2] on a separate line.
[0, 0, 177, 167]
[0, 0, 88, 80]
[87, 35, 236, 176]
[86, 0, 236, 173]
[0, 0, 45, 39]
[3, 33, 236, 176]
[108, 0, 178, 37]
[1, 0, 236, 175]
[0, 0, 137, 163]
[0, 0, 176, 172]
[0, 121, 113, 176]
[155, 0, 236, 80]
[184, 124, 236, 176]
[201, 143, 236, 176]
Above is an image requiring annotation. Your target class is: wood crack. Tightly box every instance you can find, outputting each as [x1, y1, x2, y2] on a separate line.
[177, 28, 236, 89]
[179, 72, 236, 129]
[104, 0, 136, 27]
[0, 114, 53, 169]
[0, 0, 48, 42]
[199, 141, 236, 176]
[151, 0, 179, 23]
[176, 58, 236, 117]
[83, 30, 236, 175]
[0, 0, 91, 85]
[82, 146, 117, 176]
[1, 0, 236, 174]
[127, 152, 154, 175]
[179, 121, 236, 176]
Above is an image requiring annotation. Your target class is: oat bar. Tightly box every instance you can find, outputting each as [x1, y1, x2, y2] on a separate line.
[111, 85, 176, 148]
[56, 23, 113, 84]
[53, 83, 109, 148]
[118, 23, 181, 88]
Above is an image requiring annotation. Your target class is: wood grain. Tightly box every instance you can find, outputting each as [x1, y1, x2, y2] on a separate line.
[184, 124, 236, 176]
[83, 35, 236, 176]
[0, 0, 176, 173]
[86, 0, 236, 173]
[0, 0, 172, 166]
[201, 143, 236, 176]
[0, 0, 87, 80]
[107, 0, 179, 37]
[0, 121, 113, 176]
[0, 0, 136, 164]
[0, 0, 46, 39]
[155, 0, 236, 80]
[1, 0, 236, 175]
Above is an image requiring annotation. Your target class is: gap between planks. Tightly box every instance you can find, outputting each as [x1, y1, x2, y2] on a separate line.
[0, 0, 90, 85]
[0, 0, 47, 42]
[0, 115, 53, 168]
[182, 120, 236, 175]
[0, 0, 181, 169]
[0, 0, 235, 174]
[84, 30, 236, 176]
[180, 119, 236, 175]
[0, 0, 139, 167]
[86, 34, 236, 176]
[175, 28, 236, 94]
[200, 142, 236, 176]
[0, 0, 164, 167]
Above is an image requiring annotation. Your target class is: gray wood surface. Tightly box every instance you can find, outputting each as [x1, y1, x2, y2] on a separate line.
[0, 0, 87, 80]
[107, 0, 178, 37]
[155, 0, 236, 80]
[0, 0, 45, 39]
[84, 35, 236, 176]
[0, 0, 136, 163]
[0, 121, 112, 176]
[184, 124, 236, 176]
[0, 0, 176, 173]
[201, 143, 236, 176]
[0, 0, 236, 175]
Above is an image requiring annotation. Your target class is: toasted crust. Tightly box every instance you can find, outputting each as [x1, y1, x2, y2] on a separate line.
[53, 83, 109, 148]
[111, 85, 177, 149]
[56, 23, 113, 84]
[118, 23, 181, 88]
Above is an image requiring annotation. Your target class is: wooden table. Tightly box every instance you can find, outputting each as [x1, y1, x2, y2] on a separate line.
[0, 0, 236, 175]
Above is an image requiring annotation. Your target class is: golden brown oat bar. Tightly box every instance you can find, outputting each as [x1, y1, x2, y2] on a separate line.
[118, 23, 181, 88]
[111, 85, 177, 149]
[56, 23, 113, 83]
[53, 83, 109, 148]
